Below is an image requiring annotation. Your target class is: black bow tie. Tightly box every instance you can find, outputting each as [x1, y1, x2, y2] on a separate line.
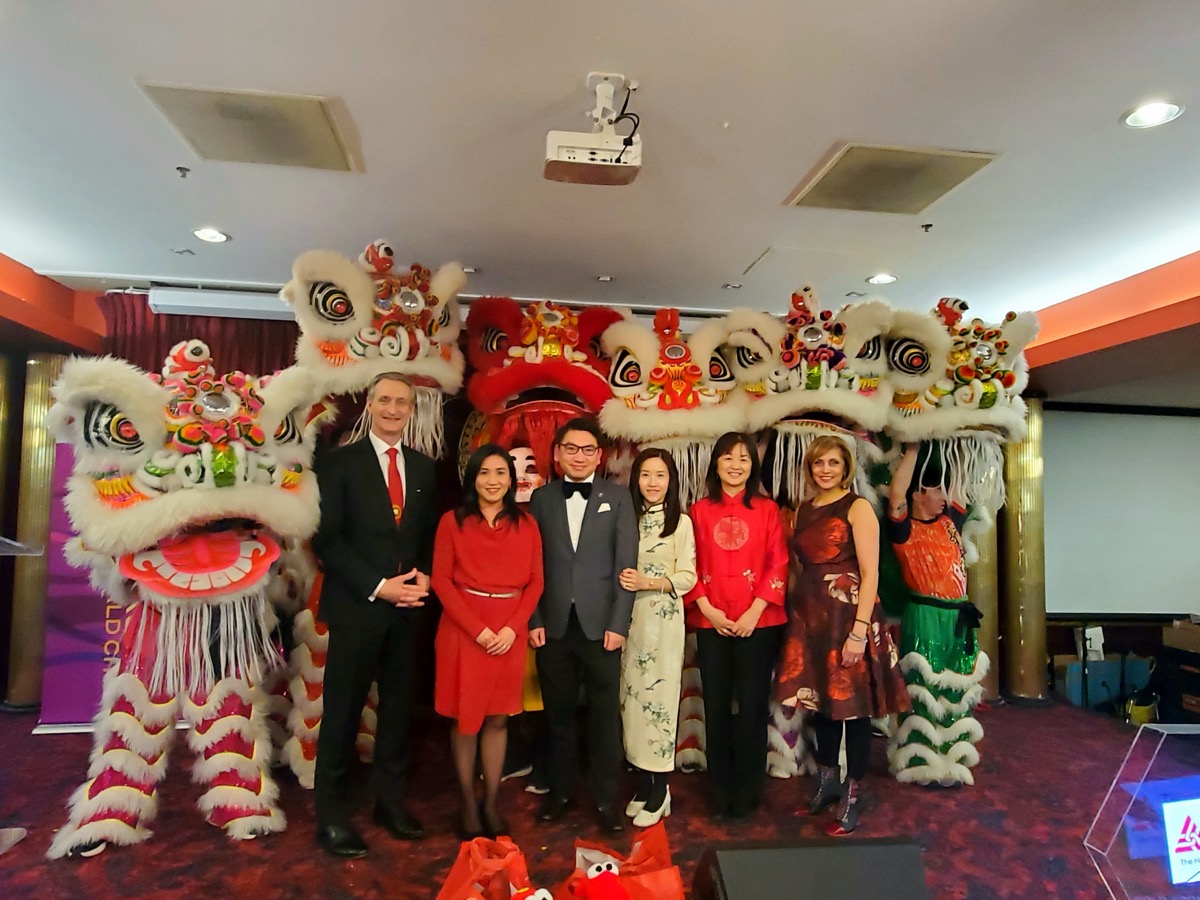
[563, 481, 592, 500]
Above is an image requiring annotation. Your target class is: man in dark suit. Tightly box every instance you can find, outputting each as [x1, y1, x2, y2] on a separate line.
[312, 372, 438, 859]
[527, 417, 637, 832]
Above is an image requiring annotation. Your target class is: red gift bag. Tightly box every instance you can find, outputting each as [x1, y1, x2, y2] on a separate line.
[555, 823, 685, 900]
[438, 836, 547, 900]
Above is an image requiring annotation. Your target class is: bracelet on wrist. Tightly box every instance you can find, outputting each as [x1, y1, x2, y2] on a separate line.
[847, 632, 867, 644]
[855, 617, 871, 627]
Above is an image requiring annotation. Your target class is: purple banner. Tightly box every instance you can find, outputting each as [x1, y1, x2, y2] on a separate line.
[37, 443, 112, 730]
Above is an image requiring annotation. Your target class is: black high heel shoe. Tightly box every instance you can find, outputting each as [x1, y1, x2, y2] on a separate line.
[456, 804, 486, 841]
[481, 803, 509, 839]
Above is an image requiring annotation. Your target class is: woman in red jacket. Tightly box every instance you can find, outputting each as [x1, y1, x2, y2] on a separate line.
[685, 432, 788, 821]
[432, 444, 544, 839]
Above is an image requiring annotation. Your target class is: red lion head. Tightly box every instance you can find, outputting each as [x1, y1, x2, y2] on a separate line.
[462, 297, 622, 480]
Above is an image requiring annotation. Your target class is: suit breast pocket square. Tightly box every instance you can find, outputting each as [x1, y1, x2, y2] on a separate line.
[597, 502, 611, 513]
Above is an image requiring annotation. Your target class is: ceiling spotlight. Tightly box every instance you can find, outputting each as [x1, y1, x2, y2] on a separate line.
[462, 266, 479, 274]
[722, 282, 743, 290]
[1123, 101, 1184, 129]
[866, 273, 897, 285]
[596, 275, 614, 283]
[193, 227, 229, 243]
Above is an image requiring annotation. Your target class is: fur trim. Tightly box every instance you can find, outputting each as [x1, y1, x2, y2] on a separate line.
[838, 299, 894, 377]
[286, 643, 328, 686]
[900, 651, 990, 692]
[600, 315, 660, 369]
[48, 356, 172, 466]
[291, 345, 465, 397]
[224, 808, 287, 839]
[674, 748, 707, 771]
[428, 262, 468, 312]
[906, 683, 984, 720]
[281, 250, 376, 338]
[893, 711, 984, 748]
[745, 384, 892, 434]
[600, 393, 749, 444]
[677, 695, 706, 720]
[46, 817, 150, 859]
[100, 672, 180, 727]
[721, 309, 787, 386]
[65, 474, 321, 557]
[58, 780, 159, 827]
[196, 780, 281, 815]
[283, 738, 316, 790]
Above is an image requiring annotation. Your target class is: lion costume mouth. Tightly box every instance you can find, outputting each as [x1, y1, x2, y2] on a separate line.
[118, 526, 280, 600]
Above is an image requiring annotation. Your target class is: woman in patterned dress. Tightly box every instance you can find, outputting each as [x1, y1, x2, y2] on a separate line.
[684, 432, 789, 821]
[618, 449, 697, 827]
[775, 435, 909, 835]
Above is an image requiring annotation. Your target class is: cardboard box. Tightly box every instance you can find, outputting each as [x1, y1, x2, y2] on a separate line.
[1163, 620, 1200, 655]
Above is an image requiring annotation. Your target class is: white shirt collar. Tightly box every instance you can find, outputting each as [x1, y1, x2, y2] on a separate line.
[368, 431, 403, 457]
[563, 473, 596, 484]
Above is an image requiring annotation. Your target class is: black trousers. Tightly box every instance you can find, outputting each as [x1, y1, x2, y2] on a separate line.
[535, 608, 622, 807]
[694, 624, 783, 813]
[314, 612, 417, 825]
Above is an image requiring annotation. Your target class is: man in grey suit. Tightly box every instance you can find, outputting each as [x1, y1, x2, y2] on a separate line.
[527, 417, 637, 832]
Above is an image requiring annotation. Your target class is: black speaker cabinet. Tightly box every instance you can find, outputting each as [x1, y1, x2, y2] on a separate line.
[693, 837, 929, 900]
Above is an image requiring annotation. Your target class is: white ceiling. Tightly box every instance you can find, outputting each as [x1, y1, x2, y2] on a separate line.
[3, 0, 1200, 324]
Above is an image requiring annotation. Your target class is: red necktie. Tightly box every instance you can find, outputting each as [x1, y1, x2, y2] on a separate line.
[386, 447, 404, 524]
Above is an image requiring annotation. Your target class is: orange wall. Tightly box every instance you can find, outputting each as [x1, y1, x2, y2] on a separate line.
[1027, 249, 1200, 368]
[0, 252, 105, 353]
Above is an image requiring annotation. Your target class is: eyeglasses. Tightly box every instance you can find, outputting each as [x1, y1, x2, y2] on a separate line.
[559, 443, 600, 457]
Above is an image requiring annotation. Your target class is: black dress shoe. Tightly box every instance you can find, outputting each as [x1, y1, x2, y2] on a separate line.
[595, 805, 626, 833]
[373, 803, 429, 841]
[316, 823, 369, 859]
[537, 795, 574, 822]
[481, 805, 510, 839]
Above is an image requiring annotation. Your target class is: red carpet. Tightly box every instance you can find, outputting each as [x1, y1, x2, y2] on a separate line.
[0, 701, 1119, 898]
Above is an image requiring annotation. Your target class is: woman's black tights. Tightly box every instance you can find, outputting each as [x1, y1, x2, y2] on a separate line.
[811, 713, 872, 781]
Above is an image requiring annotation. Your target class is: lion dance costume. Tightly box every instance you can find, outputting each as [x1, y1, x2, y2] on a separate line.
[883, 299, 1038, 786]
[46, 341, 326, 858]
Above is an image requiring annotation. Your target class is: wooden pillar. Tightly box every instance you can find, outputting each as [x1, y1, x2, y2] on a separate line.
[967, 517, 1001, 701]
[4, 353, 65, 710]
[1000, 396, 1049, 701]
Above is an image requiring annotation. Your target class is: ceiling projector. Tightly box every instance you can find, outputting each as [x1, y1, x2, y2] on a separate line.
[544, 71, 642, 186]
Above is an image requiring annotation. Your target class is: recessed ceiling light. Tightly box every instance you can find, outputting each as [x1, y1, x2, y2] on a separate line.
[866, 273, 897, 285]
[1123, 101, 1184, 129]
[193, 227, 229, 243]
[722, 282, 743, 290]
[596, 275, 614, 283]
[462, 266, 479, 274]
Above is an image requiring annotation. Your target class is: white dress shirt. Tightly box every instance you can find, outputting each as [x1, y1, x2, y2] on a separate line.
[367, 431, 407, 602]
[368, 430, 407, 496]
[564, 473, 595, 551]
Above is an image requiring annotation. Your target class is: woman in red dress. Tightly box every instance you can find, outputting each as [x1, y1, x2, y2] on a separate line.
[684, 432, 789, 821]
[432, 443, 544, 838]
[774, 435, 908, 836]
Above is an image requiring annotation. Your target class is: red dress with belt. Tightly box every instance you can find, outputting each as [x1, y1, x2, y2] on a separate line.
[432, 510, 544, 734]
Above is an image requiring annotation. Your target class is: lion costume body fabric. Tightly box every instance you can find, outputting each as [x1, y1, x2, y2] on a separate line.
[46, 341, 327, 858]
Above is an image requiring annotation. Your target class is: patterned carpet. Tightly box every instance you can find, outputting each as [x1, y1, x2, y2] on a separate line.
[0, 700, 1122, 899]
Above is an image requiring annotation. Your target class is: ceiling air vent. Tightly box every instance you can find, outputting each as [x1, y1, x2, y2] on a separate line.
[784, 142, 995, 215]
[142, 84, 361, 171]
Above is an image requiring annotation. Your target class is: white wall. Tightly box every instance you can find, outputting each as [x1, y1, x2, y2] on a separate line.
[1043, 409, 1200, 616]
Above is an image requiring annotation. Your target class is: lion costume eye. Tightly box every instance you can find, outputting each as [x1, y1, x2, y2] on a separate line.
[733, 346, 762, 370]
[84, 402, 143, 452]
[888, 337, 931, 376]
[857, 335, 882, 361]
[274, 412, 301, 444]
[707, 353, 735, 385]
[609, 349, 642, 387]
[481, 326, 507, 354]
[308, 281, 355, 323]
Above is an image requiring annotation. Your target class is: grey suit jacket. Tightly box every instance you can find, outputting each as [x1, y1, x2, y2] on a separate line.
[527, 477, 638, 641]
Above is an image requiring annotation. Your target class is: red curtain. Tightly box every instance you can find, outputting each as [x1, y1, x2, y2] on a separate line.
[100, 291, 299, 375]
